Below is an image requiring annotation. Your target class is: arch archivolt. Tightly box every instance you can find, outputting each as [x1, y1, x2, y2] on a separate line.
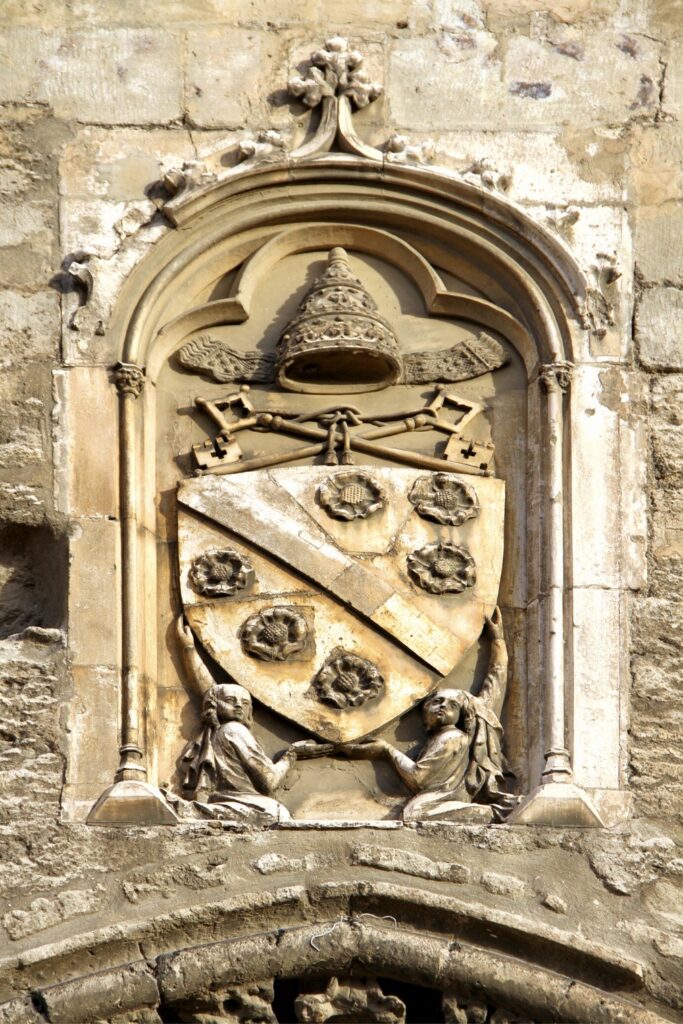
[117, 166, 583, 375]
[0, 881, 658, 1024]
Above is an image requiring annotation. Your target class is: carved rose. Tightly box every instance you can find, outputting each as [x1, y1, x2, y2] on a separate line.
[189, 549, 254, 597]
[317, 472, 385, 521]
[407, 542, 476, 595]
[314, 650, 384, 709]
[240, 606, 309, 662]
[408, 474, 481, 526]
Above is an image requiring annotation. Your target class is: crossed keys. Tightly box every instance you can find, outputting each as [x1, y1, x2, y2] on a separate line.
[188, 385, 495, 477]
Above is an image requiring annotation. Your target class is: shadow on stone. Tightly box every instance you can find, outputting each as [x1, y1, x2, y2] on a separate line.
[0, 523, 67, 639]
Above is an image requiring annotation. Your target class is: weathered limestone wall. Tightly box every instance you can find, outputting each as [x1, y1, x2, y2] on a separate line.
[0, 1, 682, 1021]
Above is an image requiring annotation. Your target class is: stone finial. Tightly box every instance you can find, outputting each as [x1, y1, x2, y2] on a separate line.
[113, 362, 146, 398]
[288, 36, 383, 109]
[539, 361, 573, 393]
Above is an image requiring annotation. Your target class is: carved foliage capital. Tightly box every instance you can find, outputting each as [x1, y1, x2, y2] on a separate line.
[113, 362, 145, 397]
[539, 361, 573, 394]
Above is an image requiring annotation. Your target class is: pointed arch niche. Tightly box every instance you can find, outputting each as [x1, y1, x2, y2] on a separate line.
[68, 155, 637, 828]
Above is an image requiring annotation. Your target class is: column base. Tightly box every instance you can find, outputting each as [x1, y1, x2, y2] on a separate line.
[87, 780, 178, 826]
[507, 782, 605, 828]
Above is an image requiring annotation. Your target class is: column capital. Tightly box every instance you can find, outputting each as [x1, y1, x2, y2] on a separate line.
[539, 361, 573, 394]
[113, 361, 145, 398]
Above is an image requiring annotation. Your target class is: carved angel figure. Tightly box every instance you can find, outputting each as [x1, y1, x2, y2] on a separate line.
[331, 609, 513, 823]
[168, 619, 328, 824]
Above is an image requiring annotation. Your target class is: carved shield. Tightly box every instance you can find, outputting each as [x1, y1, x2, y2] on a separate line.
[178, 467, 505, 742]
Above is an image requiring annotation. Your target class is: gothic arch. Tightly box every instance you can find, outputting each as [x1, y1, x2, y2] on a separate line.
[77, 141, 631, 827]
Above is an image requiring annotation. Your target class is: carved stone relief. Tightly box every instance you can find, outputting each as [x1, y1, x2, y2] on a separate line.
[178, 335, 276, 384]
[407, 542, 477, 595]
[84, 32, 598, 832]
[189, 549, 255, 598]
[313, 649, 385, 709]
[317, 472, 385, 520]
[295, 977, 406, 1023]
[152, 194, 526, 825]
[442, 991, 530, 1024]
[277, 247, 402, 393]
[176, 467, 505, 757]
[240, 606, 310, 662]
[169, 980, 277, 1024]
[408, 474, 481, 526]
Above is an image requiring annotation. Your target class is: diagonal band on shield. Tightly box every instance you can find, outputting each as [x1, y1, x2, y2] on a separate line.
[177, 468, 504, 742]
[179, 473, 457, 675]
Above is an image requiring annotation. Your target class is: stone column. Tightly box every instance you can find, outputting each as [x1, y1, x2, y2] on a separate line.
[114, 362, 146, 781]
[539, 361, 573, 783]
[86, 363, 177, 825]
[508, 361, 603, 827]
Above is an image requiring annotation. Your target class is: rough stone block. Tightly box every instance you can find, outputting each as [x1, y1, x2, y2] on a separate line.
[662, 37, 683, 120]
[652, 487, 683, 565]
[541, 892, 567, 914]
[329, 0, 430, 28]
[430, 128, 625, 205]
[0, 289, 59, 366]
[351, 843, 471, 883]
[0, 482, 46, 527]
[634, 204, 683, 285]
[389, 29, 661, 130]
[388, 35, 504, 130]
[55, 367, 118, 517]
[3, 886, 103, 941]
[68, 519, 120, 667]
[651, 425, 683, 486]
[635, 287, 683, 370]
[629, 123, 683, 208]
[480, 870, 526, 897]
[69, 0, 319, 26]
[60, 126, 196, 203]
[37, 962, 159, 1024]
[0, 200, 52, 250]
[0, 200, 54, 289]
[571, 587, 623, 790]
[0, 640, 67, 824]
[185, 29, 278, 129]
[0, 996, 44, 1024]
[651, 373, 683, 427]
[504, 32, 660, 125]
[630, 598, 683, 818]
[0, 29, 183, 124]
[0, 367, 48, 471]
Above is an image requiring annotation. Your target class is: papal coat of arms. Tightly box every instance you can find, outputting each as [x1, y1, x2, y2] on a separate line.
[168, 247, 516, 826]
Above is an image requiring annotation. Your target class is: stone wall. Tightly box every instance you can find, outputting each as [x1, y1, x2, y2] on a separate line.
[0, 1, 682, 1021]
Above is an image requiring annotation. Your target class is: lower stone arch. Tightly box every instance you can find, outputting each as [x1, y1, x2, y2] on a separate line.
[152, 920, 658, 1024]
[5, 882, 667, 1024]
